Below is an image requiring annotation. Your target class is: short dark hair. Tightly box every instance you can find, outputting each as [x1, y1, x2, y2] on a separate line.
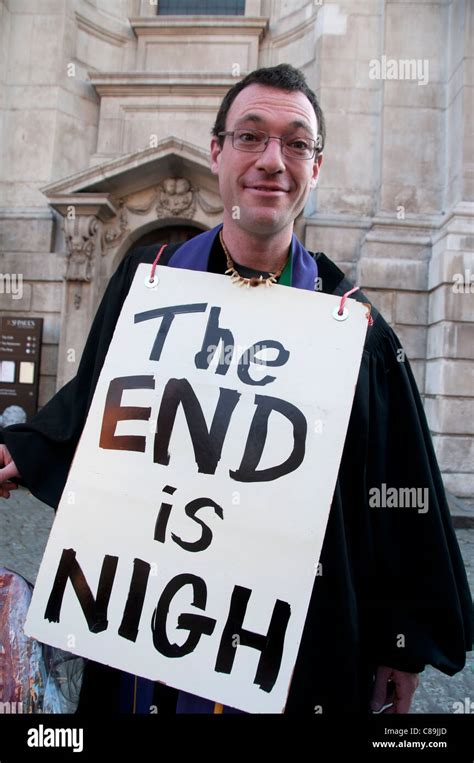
[211, 63, 326, 154]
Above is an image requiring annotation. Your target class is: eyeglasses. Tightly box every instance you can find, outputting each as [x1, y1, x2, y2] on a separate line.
[218, 128, 321, 160]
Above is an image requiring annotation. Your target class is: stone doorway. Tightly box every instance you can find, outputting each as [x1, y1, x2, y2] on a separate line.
[131, 224, 204, 249]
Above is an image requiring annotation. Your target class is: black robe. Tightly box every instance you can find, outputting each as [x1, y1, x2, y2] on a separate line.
[1, 238, 471, 714]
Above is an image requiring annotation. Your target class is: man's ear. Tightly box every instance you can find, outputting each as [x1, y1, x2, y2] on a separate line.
[210, 136, 222, 175]
[310, 153, 323, 188]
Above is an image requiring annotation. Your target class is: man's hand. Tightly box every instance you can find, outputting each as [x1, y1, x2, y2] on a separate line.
[370, 665, 420, 714]
[0, 444, 21, 498]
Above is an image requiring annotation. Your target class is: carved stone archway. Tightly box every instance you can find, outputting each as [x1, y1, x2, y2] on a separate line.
[131, 223, 202, 249]
[41, 138, 223, 387]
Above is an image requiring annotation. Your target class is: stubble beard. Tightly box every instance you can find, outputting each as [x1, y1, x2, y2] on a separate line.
[237, 203, 293, 238]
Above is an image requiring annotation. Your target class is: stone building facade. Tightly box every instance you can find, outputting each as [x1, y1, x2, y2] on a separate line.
[0, 0, 472, 495]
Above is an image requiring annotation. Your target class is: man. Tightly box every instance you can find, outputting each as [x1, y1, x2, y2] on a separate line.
[0, 64, 471, 715]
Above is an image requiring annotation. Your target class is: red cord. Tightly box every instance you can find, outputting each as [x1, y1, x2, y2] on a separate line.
[149, 244, 168, 282]
[149, 250, 374, 326]
[338, 285, 374, 326]
[338, 286, 359, 314]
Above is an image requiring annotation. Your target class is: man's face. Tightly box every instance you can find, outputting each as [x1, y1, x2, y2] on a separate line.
[210, 83, 322, 237]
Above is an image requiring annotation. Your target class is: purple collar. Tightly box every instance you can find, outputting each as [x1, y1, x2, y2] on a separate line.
[167, 224, 317, 291]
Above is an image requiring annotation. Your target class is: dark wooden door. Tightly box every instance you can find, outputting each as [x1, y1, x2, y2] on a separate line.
[132, 225, 203, 248]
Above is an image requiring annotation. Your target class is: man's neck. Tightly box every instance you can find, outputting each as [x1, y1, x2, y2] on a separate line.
[221, 219, 293, 272]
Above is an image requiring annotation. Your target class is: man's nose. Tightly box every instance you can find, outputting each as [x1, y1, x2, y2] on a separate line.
[254, 137, 286, 173]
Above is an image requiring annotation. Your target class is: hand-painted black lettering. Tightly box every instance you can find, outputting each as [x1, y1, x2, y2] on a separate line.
[237, 340, 290, 386]
[44, 548, 118, 633]
[154, 379, 240, 473]
[134, 304, 207, 361]
[118, 558, 151, 642]
[230, 394, 307, 481]
[99, 375, 154, 452]
[154, 485, 177, 543]
[215, 585, 291, 692]
[194, 306, 234, 375]
[171, 497, 224, 552]
[151, 574, 216, 657]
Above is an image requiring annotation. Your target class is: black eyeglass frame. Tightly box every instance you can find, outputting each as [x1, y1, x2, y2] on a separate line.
[217, 129, 322, 160]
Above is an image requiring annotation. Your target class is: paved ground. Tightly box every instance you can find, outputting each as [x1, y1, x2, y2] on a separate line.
[0, 487, 472, 714]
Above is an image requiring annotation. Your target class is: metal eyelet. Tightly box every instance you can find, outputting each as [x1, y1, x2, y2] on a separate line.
[332, 306, 349, 321]
[145, 274, 159, 289]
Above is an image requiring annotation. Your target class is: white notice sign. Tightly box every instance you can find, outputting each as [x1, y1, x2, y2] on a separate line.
[25, 265, 368, 713]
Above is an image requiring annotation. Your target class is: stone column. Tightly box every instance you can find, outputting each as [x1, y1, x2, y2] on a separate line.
[356, 0, 451, 394]
[426, 205, 474, 498]
[424, 0, 474, 498]
[58, 214, 102, 389]
[43, 194, 119, 389]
